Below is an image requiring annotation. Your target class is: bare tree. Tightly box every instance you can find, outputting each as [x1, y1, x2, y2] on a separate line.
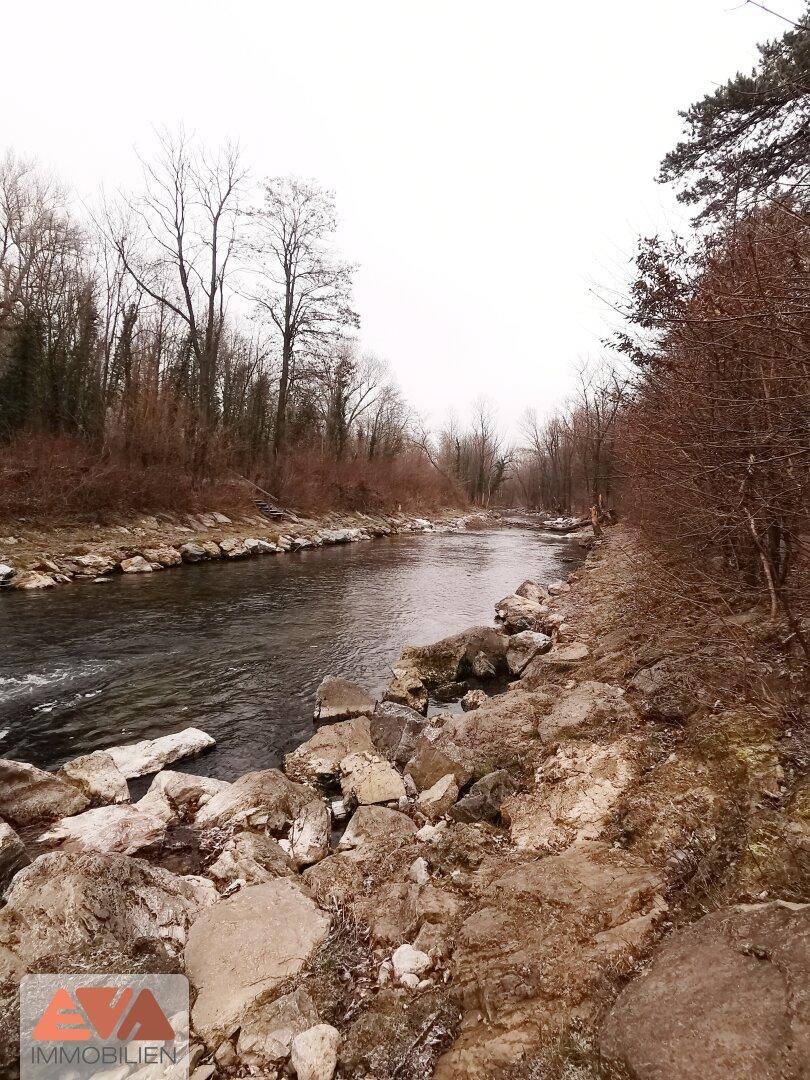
[248, 178, 357, 455]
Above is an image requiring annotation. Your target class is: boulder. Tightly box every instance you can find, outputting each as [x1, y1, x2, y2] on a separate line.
[291, 1023, 340, 1080]
[417, 774, 459, 821]
[58, 750, 130, 807]
[502, 740, 638, 852]
[495, 594, 545, 632]
[600, 902, 810, 1080]
[285, 715, 375, 784]
[338, 805, 418, 862]
[105, 727, 215, 778]
[208, 832, 295, 888]
[314, 677, 376, 722]
[525, 641, 590, 673]
[137, 769, 231, 823]
[369, 702, 428, 766]
[38, 803, 167, 856]
[392, 943, 432, 980]
[219, 536, 250, 559]
[405, 739, 473, 792]
[515, 579, 549, 605]
[506, 630, 553, 675]
[184, 879, 330, 1044]
[194, 769, 319, 834]
[142, 546, 183, 567]
[71, 552, 117, 576]
[10, 570, 55, 589]
[450, 769, 516, 824]
[180, 542, 209, 563]
[0, 759, 89, 827]
[120, 555, 153, 573]
[339, 752, 406, 806]
[0, 563, 15, 581]
[0, 822, 29, 895]
[396, 627, 508, 689]
[383, 669, 429, 715]
[536, 681, 635, 743]
[236, 987, 320, 1069]
[287, 798, 331, 868]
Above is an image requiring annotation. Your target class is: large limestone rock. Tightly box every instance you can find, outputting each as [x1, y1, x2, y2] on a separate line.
[10, 570, 55, 589]
[58, 750, 130, 807]
[314, 677, 376, 722]
[142, 545, 182, 567]
[208, 832, 295, 889]
[417, 774, 459, 821]
[338, 805, 418, 862]
[120, 554, 153, 573]
[137, 769, 231, 823]
[285, 715, 375, 784]
[536, 681, 635, 743]
[184, 879, 330, 1044]
[525, 641, 590, 673]
[600, 902, 810, 1080]
[105, 727, 215, 778]
[369, 702, 428, 767]
[396, 627, 509, 689]
[38, 803, 167, 856]
[436, 842, 663, 1078]
[506, 630, 552, 675]
[503, 740, 638, 852]
[404, 738, 473, 792]
[0, 759, 89, 827]
[494, 593, 546, 632]
[515, 579, 549, 605]
[287, 798, 331, 868]
[236, 987, 320, 1069]
[194, 768, 319, 834]
[384, 669, 429, 714]
[450, 769, 516, 824]
[339, 752, 406, 806]
[0, 822, 29, 895]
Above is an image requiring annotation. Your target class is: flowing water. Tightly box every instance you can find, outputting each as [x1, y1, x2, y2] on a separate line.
[0, 528, 578, 779]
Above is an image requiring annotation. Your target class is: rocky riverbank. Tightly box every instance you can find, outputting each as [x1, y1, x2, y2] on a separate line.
[0, 527, 806, 1079]
[0, 508, 484, 591]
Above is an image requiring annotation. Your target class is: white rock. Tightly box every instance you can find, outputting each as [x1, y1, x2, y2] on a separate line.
[0, 563, 14, 580]
[339, 752, 406, 806]
[105, 727, 215, 778]
[400, 972, 420, 989]
[408, 856, 430, 885]
[416, 773, 458, 821]
[506, 630, 553, 675]
[10, 571, 55, 589]
[378, 959, 393, 984]
[288, 799, 331, 868]
[58, 750, 130, 807]
[415, 820, 448, 843]
[38, 804, 167, 856]
[137, 770, 231, 823]
[120, 555, 153, 573]
[392, 943, 431, 979]
[0, 759, 89, 827]
[290, 1023, 340, 1080]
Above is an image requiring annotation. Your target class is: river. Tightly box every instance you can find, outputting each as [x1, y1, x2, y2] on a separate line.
[0, 527, 577, 779]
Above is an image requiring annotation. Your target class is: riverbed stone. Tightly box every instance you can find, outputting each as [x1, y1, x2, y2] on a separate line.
[525, 641, 590, 673]
[450, 769, 516, 824]
[599, 901, 810, 1080]
[184, 879, 330, 1044]
[120, 555, 153, 573]
[236, 987, 320, 1069]
[417, 773, 459, 820]
[180, 542, 208, 562]
[396, 627, 509, 689]
[10, 570, 55, 589]
[287, 798, 331, 867]
[208, 832, 295, 889]
[137, 769, 231, 823]
[0, 759, 89, 827]
[220, 536, 250, 559]
[58, 750, 130, 807]
[515, 579, 549, 605]
[314, 677, 377, 722]
[285, 715, 375, 784]
[105, 727, 216, 778]
[38, 803, 168, 855]
[291, 1023, 340, 1080]
[384, 668, 429, 714]
[194, 768, 320, 834]
[404, 738, 473, 792]
[339, 751, 406, 806]
[0, 822, 29, 895]
[338, 805, 418, 861]
[142, 546, 183, 567]
[506, 630, 553, 675]
[495, 593, 546, 632]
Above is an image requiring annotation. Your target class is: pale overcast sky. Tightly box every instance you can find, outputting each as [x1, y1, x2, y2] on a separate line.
[3, 0, 804, 436]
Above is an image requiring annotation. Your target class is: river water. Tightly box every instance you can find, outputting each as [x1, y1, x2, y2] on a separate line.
[0, 528, 576, 779]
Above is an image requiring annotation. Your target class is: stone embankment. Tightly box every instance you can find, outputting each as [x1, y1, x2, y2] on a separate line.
[0, 528, 806, 1079]
[0, 508, 479, 591]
